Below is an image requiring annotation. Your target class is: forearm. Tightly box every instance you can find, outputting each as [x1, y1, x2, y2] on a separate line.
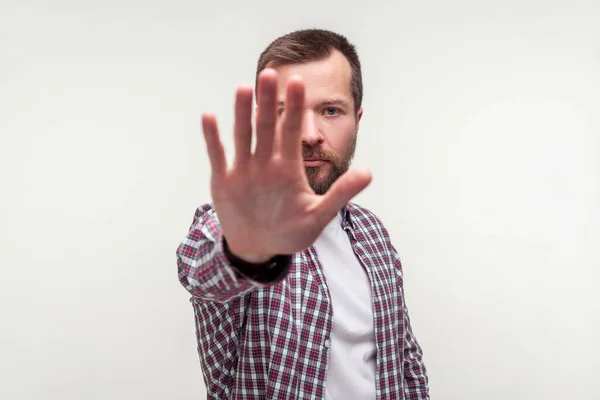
[177, 233, 255, 303]
[176, 205, 291, 303]
[385, 231, 429, 398]
[402, 308, 429, 399]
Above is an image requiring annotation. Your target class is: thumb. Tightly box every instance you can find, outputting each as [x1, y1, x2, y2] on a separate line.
[314, 168, 372, 223]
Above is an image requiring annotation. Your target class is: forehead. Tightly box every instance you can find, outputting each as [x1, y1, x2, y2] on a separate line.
[271, 50, 353, 104]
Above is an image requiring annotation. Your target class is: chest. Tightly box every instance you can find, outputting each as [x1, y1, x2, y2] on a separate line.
[251, 230, 403, 350]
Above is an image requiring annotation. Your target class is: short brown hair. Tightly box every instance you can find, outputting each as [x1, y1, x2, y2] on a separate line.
[256, 28, 363, 111]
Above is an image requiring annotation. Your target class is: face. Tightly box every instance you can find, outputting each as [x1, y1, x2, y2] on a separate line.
[272, 50, 363, 195]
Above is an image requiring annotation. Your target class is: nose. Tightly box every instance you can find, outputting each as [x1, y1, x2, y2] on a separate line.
[301, 111, 324, 146]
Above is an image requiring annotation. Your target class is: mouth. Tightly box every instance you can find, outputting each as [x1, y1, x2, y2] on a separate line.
[303, 159, 328, 167]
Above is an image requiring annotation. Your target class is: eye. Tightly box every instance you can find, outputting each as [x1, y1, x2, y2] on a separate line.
[323, 107, 339, 116]
[277, 108, 285, 116]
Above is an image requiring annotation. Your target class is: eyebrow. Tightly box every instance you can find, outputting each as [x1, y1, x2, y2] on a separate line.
[277, 97, 351, 108]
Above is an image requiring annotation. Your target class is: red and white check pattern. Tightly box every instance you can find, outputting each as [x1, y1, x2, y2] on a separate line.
[177, 202, 429, 399]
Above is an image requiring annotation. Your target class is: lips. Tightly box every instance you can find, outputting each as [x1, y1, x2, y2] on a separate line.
[303, 159, 327, 167]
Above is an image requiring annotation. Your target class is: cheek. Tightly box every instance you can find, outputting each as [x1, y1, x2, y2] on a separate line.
[323, 119, 356, 151]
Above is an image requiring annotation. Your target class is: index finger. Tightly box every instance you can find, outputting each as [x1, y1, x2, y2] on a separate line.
[279, 76, 305, 160]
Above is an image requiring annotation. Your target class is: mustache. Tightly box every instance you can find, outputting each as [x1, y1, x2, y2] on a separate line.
[302, 144, 336, 161]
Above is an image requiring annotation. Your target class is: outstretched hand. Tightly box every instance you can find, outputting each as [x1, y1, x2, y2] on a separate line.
[201, 68, 372, 263]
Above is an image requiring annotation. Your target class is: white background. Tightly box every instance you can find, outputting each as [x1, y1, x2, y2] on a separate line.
[1, 0, 599, 399]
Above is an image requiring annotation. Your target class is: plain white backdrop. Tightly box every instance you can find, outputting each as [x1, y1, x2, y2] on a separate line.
[1, 0, 599, 399]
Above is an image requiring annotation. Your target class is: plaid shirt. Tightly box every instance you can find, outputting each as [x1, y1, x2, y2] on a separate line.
[177, 202, 429, 399]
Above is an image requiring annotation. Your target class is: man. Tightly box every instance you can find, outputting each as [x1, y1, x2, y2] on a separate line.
[177, 28, 429, 399]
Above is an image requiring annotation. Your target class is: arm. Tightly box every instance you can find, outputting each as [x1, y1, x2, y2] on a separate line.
[392, 249, 430, 399]
[402, 302, 430, 399]
[180, 71, 371, 304]
[176, 204, 292, 303]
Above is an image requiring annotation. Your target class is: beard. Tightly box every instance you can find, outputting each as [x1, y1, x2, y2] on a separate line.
[303, 134, 357, 195]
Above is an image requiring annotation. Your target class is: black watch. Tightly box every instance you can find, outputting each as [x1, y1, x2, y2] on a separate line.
[222, 236, 293, 283]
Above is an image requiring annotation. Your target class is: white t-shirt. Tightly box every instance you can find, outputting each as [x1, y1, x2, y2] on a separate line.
[313, 211, 377, 400]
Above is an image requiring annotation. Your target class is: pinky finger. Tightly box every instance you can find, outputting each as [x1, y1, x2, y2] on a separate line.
[202, 113, 227, 178]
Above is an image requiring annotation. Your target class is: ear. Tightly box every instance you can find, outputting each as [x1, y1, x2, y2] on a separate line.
[355, 107, 363, 133]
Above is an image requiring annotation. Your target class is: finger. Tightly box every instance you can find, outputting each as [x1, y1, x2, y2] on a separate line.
[233, 85, 254, 165]
[314, 168, 373, 224]
[280, 76, 305, 160]
[254, 69, 278, 158]
[201, 113, 227, 179]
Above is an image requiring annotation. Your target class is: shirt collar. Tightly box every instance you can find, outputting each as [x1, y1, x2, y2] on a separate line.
[341, 203, 355, 232]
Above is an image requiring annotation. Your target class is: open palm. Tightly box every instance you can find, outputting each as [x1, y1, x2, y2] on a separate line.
[202, 69, 372, 263]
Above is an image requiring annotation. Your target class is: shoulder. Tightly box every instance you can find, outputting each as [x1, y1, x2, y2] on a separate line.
[346, 202, 391, 239]
[347, 201, 385, 227]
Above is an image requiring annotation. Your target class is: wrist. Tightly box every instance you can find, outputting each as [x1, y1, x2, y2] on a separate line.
[223, 237, 275, 265]
[232, 252, 275, 264]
